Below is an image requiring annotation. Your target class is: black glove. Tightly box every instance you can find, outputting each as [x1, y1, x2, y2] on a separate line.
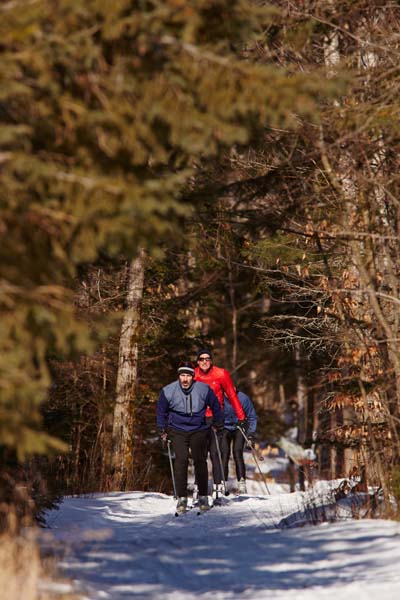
[237, 419, 248, 433]
[213, 421, 224, 434]
[246, 433, 255, 448]
[159, 429, 168, 445]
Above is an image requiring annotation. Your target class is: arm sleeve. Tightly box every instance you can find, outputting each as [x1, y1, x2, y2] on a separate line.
[222, 370, 245, 420]
[207, 388, 224, 424]
[156, 390, 169, 430]
[241, 394, 257, 434]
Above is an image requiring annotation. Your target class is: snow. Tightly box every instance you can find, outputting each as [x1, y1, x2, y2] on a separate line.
[43, 462, 400, 600]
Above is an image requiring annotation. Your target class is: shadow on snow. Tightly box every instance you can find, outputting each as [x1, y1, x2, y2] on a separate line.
[46, 492, 391, 598]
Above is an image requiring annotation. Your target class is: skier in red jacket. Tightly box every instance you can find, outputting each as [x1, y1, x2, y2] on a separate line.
[194, 348, 247, 504]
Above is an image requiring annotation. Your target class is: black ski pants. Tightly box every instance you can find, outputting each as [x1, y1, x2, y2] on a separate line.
[220, 428, 246, 481]
[168, 427, 209, 497]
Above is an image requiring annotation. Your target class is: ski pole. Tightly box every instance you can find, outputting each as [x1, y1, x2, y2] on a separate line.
[238, 426, 270, 495]
[167, 439, 177, 499]
[213, 428, 228, 496]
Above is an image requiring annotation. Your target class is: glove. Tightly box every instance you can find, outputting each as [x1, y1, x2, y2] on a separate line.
[246, 433, 255, 448]
[237, 419, 248, 433]
[159, 429, 168, 444]
[213, 422, 224, 434]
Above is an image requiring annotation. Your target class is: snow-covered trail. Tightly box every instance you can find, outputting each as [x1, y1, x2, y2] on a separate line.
[45, 487, 400, 600]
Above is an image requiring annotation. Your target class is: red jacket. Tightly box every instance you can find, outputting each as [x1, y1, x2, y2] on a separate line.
[194, 365, 245, 420]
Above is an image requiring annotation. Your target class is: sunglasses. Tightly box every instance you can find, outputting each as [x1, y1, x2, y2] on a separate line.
[198, 357, 211, 362]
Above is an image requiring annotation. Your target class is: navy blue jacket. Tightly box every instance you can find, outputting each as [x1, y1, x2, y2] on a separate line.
[157, 380, 223, 432]
[224, 391, 257, 434]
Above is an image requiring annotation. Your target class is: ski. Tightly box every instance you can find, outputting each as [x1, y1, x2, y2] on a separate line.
[212, 494, 231, 507]
[174, 502, 213, 516]
[174, 502, 196, 516]
[175, 507, 211, 516]
[174, 497, 214, 515]
[175, 508, 192, 517]
[197, 506, 213, 515]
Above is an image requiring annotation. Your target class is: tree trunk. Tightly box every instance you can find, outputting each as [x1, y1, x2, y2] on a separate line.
[228, 259, 238, 380]
[295, 345, 307, 447]
[110, 248, 146, 489]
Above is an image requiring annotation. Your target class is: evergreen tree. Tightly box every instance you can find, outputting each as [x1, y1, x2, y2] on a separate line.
[1, 1, 326, 474]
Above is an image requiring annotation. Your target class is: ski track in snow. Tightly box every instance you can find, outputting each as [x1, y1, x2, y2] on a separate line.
[44, 483, 400, 600]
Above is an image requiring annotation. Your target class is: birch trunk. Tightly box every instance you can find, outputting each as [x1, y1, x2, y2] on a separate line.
[111, 248, 146, 489]
[322, 22, 342, 479]
[295, 344, 307, 447]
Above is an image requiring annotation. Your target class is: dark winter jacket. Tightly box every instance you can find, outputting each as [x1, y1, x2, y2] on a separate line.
[194, 365, 245, 420]
[157, 380, 223, 432]
[224, 391, 257, 434]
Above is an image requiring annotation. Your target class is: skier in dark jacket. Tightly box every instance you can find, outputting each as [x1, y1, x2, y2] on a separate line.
[157, 361, 224, 513]
[221, 390, 257, 494]
[194, 348, 247, 504]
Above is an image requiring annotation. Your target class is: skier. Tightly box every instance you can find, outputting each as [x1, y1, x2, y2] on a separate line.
[221, 390, 257, 494]
[157, 361, 224, 514]
[194, 349, 247, 505]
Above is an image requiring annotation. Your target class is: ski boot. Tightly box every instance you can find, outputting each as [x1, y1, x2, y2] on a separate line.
[237, 478, 247, 494]
[175, 496, 188, 514]
[198, 495, 211, 513]
[212, 483, 223, 506]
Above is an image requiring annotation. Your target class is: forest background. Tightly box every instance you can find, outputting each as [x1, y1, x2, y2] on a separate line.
[1, 0, 400, 529]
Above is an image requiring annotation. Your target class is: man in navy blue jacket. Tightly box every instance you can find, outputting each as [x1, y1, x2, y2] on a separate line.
[221, 390, 257, 494]
[157, 361, 223, 513]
